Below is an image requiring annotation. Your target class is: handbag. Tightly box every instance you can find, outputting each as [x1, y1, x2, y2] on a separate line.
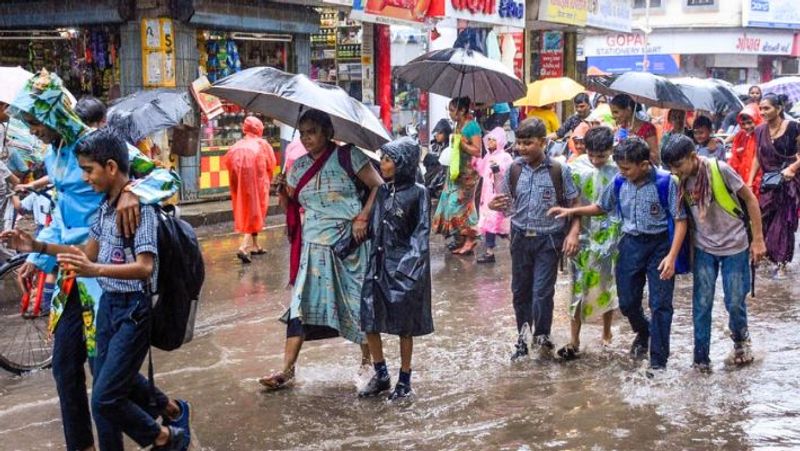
[760, 170, 784, 192]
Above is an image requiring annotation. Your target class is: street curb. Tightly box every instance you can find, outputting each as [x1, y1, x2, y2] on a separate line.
[181, 204, 283, 228]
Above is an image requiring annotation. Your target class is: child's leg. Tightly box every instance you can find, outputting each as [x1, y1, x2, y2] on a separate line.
[602, 310, 613, 344]
[366, 333, 385, 365]
[645, 237, 675, 369]
[570, 313, 582, 348]
[692, 247, 720, 365]
[485, 232, 497, 252]
[510, 231, 535, 335]
[615, 235, 650, 340]
[400, 336, 413, 372]
[720, 249, 751, 344]
[359, 333, 391, 397]
[530, 234, 561, 340]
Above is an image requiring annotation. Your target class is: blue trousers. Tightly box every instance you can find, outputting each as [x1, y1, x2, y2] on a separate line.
[510, 229, 563, 337]
[692, 247, 751, 365]
[92, 291, 168, 450]
[615, 233, 675, 368]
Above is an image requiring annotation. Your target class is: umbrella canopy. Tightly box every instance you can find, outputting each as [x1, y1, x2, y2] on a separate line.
[670, 77, 744, 113]
[588, 72, 694, 110]
[0, 66, 77, 106]
[760, 76, 800, 105]
[204, 66, 390, 151]
[107, 89, 193, 144]
[395, 48, 526, 104]
[514, 77, 585, 107]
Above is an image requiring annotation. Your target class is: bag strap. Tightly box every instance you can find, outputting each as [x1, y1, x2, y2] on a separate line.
[613, 174, 625, 218]
[292, 145, 337, 202]
[337, 144, 357, 181]
[547, 159, 565, 207]
[654, 169, 674, 222]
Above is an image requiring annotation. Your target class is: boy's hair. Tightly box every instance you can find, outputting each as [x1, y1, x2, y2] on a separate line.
[516, 117, 546, 140]
[75, 127, 130, 173]
[573, 93, 590, 105]
[661, 134, 696, 166]
[613, 137, 650, 164]
[584, 127, 613, 153]
[74, 96, 107, 125]
[693, 115, 713, 131]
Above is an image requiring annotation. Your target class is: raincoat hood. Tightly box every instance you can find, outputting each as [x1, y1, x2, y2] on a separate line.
[381, 137, 420, 186]
[243, 116, 264, 138]
[572, 121, 591, 140]
[10, 69, 88, 145]
[483, 127, 507, 153]
[737, 102, 762, 128]
[431, 118, 452, 142]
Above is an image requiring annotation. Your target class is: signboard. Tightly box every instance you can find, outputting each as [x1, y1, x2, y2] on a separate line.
[538, 0, 588, 27]
[190, 76, 223, 120]
[361, 24, 375, 104]
[587, 54, 680, 75]
[141, 18, 176, 88]
[583, 29, 795, 56]
[587, 0, 632, 33]
[540, 31, 564, 77]
[742, 0, 800, 30]
[445, 0, 526, 28]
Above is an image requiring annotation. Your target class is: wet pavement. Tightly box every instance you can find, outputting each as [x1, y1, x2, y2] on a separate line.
[2, 222, 800, 450]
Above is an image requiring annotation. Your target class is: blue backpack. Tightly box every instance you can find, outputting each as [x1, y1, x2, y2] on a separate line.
[613, 170, 691, 275]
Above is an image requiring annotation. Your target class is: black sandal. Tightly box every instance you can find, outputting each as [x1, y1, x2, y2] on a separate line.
[557, 344, 580, 361]
[251, 248, 267, 255]
[476, 253, 495, 264]
[236, 251, 252, 264]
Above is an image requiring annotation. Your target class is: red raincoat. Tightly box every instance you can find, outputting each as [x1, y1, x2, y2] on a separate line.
[729, 103, 763, 196]
[225, 116, 277, 234]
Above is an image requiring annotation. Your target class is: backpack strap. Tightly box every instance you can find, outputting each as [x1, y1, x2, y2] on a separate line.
[612, 174, 625, 218]
[337, 144, 357, 181]
[709, 158, 744, 220]
[547, 159, 565, 207]
[654, 169, 675, 221]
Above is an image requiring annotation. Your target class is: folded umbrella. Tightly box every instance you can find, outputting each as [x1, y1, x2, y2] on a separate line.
[671, 77, 744, 114]
[760, 76, 800, 105]
[204, 66, 390, 151]
[395, 48, 526, 104]
[588, 72, 694, 110]
[514, 77, 585, 108]
[107, 89, 193, 144]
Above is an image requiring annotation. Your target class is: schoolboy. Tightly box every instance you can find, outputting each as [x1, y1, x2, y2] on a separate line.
[550, 137, 687, 372]
[2, 128, 190, 451]
[692, 115, 726, 161]
[662, 134, 766, 372]
[489, 117, 581, 361]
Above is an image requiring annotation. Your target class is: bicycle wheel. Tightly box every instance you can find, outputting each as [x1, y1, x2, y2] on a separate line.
[0, 255, 53, 374]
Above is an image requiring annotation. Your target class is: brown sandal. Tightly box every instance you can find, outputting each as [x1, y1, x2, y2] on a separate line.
[258, 367, 295, 390]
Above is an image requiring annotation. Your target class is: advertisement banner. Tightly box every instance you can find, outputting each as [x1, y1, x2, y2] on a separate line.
[538, 0, 588, 27]
[583, 29, 795, 56]
[445, 0, 526, 28]
[540, 31, 564, 77]
[743, 0, 800, 30]
[587, 54, 680, 75]
[587, 0, 632, 33]
[351, 0, 442, 26]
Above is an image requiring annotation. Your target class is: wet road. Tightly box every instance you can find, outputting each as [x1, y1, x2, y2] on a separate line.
[2, 222, 800, 450]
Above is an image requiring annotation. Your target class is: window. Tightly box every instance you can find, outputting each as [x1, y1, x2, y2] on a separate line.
[633, 0, 662, 8]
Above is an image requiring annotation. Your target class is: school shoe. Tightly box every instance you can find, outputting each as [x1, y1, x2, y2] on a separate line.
[388, 382, 413, 401]
[152, 426, 189, 451]
[476, 253, 496, 264]
[534, 335, 555, 359]
[692, 362, 712, 374]
[510, 338, 529, 362]
[729, 339, 754, 366]
[163, 400, 191, 451]
[629, 334, 649, 361]
[358, 373, 391, 397]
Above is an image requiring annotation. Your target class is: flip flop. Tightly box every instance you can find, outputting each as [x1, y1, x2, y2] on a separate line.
[251, 248, 267, 255]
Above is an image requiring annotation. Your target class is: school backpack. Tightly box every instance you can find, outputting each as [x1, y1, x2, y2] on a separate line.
[612, 170, 692, 275]
[508, 158, 566, 207]
[148, 204, 205, 351]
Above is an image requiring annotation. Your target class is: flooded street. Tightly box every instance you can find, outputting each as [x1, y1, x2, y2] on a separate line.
[2, 223, 800, 450]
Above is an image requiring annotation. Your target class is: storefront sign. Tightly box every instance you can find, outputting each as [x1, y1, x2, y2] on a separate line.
[743, 0, 800, 30]
[538, 0, 588, 27]
[141, 18, 176, 88]
[540, 31, 564, 77]
[190, 76, 224, 120]
[587, 54, 680, 75]
[587, 0, 632, 33]
[445, 0, 526, 28]
[583, 29, 795, 56]
[351, 0, 442, 26]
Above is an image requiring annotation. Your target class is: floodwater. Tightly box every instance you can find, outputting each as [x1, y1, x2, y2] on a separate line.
[1, 223, 800, 450]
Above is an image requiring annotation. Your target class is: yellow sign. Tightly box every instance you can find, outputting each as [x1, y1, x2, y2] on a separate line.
[538, 0, 588, 27]
[141, 18, 176, 87]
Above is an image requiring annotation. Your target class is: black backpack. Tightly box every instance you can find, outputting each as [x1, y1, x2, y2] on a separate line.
[149, 205, 205, 351]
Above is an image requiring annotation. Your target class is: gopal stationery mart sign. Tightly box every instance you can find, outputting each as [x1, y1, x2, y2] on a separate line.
[583, 29, 795, 57]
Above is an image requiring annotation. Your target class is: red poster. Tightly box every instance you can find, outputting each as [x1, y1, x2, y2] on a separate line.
[512, 32, 524, 80]
[539, 31, 564, 78]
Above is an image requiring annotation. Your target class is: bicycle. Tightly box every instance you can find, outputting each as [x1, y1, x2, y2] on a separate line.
[0, 186, 55, 374]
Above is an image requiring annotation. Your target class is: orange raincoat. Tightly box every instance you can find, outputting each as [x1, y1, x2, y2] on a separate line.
[225, 116, 277, 234]
[729, 103, 762, 196]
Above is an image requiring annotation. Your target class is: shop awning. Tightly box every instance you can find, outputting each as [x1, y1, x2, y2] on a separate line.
[182, 0, 320, 34]
[0, 0, 130, 28]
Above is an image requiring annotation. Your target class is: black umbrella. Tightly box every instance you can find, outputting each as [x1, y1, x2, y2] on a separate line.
[107, 89, 193, 143]
[670, 77, 744, 113]
[203, 67, 390, 151]
[588, 72, 694, 110]
[395, 48, 526, 104]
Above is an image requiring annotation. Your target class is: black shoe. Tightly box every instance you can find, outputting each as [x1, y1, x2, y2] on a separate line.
[388, 382, 412, 401]
[510, 341, 529, 362]
[152, 426, 189, 451]
[629, 334, 648, 361]
[534, 335, 555, 358]
[236, 251, 252, 264]
[358, 373, 391, 398]
[476, 253, 496, 264]
[557, 344, 580, 361]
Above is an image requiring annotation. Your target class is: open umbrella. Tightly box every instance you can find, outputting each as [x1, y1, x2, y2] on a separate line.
[395, 48, 526, 104]
[203, 66, 390, 151]
[514, 77, 585, 107]
[588, 72, 694, 110]
[670, 77, 744, 113]
[760, 76, 800, 105]
[107, 89, 193, 144]
[0, 66, 77, 106]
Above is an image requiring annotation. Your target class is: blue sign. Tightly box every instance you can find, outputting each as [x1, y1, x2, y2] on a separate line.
[587, 54, 680, 75]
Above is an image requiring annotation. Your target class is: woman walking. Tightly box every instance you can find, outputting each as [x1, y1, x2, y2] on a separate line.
[752, 94, 800, 275]
[433, 97, 482, 255]
[259, 109, 382, 390]
[225, 116, 277, 263]
[610, 94, 659, 165]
